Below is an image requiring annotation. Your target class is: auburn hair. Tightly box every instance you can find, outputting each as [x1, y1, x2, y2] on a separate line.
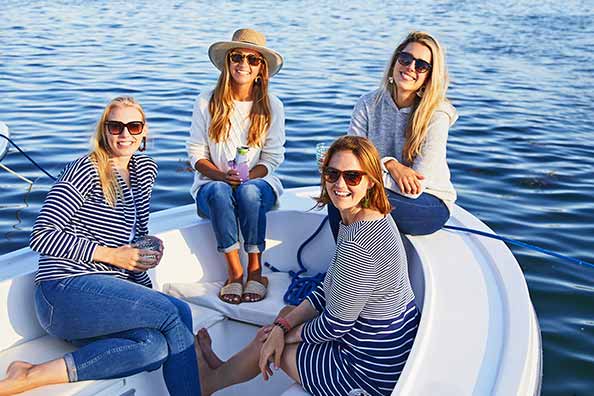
[316, 136, 391, 215]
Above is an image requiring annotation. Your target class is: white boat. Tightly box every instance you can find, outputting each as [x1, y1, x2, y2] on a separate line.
[0, 186, 542, 395]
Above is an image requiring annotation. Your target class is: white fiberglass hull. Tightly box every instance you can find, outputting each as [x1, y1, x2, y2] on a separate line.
[0, 187, 541, 395]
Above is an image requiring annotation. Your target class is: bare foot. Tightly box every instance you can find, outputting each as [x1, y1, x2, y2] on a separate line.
[196, 328, 224, 369]
[0, 361, 35, 396]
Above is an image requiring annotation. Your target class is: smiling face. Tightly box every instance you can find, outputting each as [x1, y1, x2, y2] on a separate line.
[325, 150, 373, 219]
[104, 105, 146, 164]
[392, 41, 432, 97]
[228, 48, 264, 89]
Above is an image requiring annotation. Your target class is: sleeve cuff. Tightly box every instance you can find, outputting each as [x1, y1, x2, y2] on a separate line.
[81, 240, 99, 263]
[256, 161, 274, 175]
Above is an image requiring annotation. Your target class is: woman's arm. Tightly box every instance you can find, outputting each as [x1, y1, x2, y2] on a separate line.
[256, 96, 285, 175]
[383, 158, 425, 196]
[410, 111, 451, 181]
[30, 175, 158, 272]
[300, 240, 375, 344]
[30, 181, 100, 264]
[347, 95, 369, 137]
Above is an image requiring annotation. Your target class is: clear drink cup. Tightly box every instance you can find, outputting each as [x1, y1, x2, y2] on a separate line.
[132, 235, 163, 260]
[316, 142, 329, 173]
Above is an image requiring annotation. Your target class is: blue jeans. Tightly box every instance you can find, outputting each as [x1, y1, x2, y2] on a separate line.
[35, 275, 200, 396]
[328, 190, 450, 238]
[196, 179, 276, 253]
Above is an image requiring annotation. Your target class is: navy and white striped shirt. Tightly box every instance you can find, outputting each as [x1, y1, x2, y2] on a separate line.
[31, 154, 157, 288]
[297, 216, 419, 396]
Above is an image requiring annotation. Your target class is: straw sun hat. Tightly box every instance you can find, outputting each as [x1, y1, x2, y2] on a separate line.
[208, 28, 284, 77]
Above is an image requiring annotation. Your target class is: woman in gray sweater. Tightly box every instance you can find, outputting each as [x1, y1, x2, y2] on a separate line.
[329, 31, 458, 236]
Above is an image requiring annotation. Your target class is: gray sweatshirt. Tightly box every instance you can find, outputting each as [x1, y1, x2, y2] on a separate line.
[348, 89, 457, 209]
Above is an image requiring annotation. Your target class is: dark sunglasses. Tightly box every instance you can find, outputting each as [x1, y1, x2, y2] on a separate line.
[396, 51, 432, 74]
[105, 121, 145, 135]
[229, 52, 264, 67]
[323, 167, 366, 186]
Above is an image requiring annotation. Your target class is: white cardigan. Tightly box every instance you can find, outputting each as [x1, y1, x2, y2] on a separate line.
[187, 90, 285, 200]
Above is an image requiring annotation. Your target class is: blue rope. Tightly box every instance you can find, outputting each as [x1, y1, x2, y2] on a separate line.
[265, 216, 328, 305]
[443, 225, 594, 270]
[0, 134, 57, 180]
[267, 220, 594, 306]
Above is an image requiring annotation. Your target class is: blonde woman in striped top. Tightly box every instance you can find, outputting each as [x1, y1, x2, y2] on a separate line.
[0, 97, 201, 396]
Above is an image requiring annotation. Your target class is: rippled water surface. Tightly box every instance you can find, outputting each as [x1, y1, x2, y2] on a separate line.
[1, 1, 593, 394]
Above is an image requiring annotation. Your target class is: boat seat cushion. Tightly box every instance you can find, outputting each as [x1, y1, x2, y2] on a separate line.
[164, 271, 294, 326]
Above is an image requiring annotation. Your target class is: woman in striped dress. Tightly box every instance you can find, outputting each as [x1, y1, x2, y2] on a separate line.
[0, 97, 201, 396]
[195, 135, 420, 396]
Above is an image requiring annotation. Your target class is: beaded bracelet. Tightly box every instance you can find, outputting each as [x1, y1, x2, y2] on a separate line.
[273, 317, 292, 334]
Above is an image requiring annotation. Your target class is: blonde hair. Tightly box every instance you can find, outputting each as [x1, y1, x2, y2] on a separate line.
[208, 49, 272, 147]
[90, 96, 146, 207]
[380, 31, 450, 164]
[316, 136, 391, 215]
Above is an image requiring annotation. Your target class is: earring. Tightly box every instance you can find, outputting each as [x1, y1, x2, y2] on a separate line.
[255, 76, 261, 84]
[362, 190, 371, 208]
[417, 86, 426, 98]
[139, 137, 146, 152]
[388, 76, 394, 84]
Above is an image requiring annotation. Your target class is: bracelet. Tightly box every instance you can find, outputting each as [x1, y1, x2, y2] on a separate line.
[273, 317, 292, 334]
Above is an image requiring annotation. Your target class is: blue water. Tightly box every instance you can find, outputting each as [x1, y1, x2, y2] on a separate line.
[0, 1, 593, 394]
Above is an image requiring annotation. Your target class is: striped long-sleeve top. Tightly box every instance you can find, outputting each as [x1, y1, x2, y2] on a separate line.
[30, 154, 157, 288]
[297, 216, 419, 396]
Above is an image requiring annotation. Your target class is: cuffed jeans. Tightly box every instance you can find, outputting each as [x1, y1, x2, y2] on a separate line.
[196, 179, 276, 253]
[328, 190, 450, 239]
[34, 275, 200, 396]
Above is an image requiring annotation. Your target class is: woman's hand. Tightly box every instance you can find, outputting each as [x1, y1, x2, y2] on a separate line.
[385, 160, 425, 195]
[285, 323, 304, 344]
[223, 169, 242, 186]
[93, 245, 159, 272]
[259, 326, 285, 380]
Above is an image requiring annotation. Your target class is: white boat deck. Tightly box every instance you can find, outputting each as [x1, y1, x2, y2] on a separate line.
[0, 187, 541, 395]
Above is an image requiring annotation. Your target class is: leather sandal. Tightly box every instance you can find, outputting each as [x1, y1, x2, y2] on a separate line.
[219, 281, 243, 305]
[241, 277, 268, 303]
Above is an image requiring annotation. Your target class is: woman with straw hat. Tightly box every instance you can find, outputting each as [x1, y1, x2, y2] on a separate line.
[187, 28, 285, 305]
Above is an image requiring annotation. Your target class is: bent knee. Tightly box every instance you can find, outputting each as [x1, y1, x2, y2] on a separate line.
[137, 329, 169, 364]
[236, 182, 262, 203]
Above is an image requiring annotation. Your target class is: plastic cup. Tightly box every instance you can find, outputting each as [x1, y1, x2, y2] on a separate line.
[316, 142, 330, 173]
[132, 235, 163, 260]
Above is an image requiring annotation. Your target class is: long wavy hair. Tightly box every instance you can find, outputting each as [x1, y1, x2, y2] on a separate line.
[90, 96, 146, 207]
[208, 49, 272, 147]
[316, 136, 391, 215]
[379, 31, 450, 164]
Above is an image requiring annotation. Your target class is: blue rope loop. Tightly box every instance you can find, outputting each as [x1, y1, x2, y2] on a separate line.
[264, 215, 329, 306]
[0, 133, 57, 180]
